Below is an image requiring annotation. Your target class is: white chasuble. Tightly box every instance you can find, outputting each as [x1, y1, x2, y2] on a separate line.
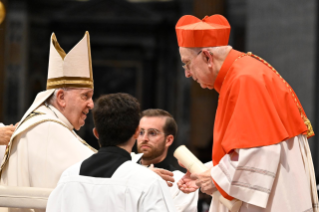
[0, 105, 94, 212]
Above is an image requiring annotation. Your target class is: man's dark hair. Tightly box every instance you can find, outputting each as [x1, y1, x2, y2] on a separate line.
[93, 93, 140, 147]
[141, 109, 178, 137]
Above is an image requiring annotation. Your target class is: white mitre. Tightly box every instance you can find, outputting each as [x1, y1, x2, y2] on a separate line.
[47, 31, 93, 90]
[19, 31, 94, 126]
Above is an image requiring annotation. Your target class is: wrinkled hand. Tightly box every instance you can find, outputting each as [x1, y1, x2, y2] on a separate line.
[0, 124, 17, 145]
[149, 164, 175, 187]
[190, 168, 216, 195]
[177, 171, 199, 193]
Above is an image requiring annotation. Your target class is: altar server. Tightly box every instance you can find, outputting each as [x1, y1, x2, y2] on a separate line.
[47, 93, 176, 212]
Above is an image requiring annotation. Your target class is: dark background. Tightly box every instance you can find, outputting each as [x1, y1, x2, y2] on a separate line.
[0, 0, 318, 210]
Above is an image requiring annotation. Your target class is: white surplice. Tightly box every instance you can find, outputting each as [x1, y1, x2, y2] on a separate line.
[47, 161, 177, 212]
[210, 135, 313, 212]
[130, 153, 198, 212]
[170, 170, 198, 212]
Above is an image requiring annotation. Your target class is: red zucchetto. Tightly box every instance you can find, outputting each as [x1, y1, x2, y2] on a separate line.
[175, 15, 231, 48]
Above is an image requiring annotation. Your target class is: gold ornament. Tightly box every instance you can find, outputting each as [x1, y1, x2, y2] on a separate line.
[0, 1, 6, 25]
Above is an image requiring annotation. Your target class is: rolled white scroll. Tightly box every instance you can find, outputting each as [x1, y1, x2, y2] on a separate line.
[0, 185, 52, 209]
[174, 145, 242, 212]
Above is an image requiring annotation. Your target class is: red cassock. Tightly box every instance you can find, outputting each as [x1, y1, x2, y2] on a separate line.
[212, 49, 314, 199]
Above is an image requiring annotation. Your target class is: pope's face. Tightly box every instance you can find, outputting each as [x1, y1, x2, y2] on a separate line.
[179, 47, 216, 90]
[64, 88, 94, 130]
[137, 116, 167, 161]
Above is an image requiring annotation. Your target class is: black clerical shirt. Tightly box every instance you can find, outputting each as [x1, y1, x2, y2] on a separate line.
[142, 156, 177, 172]
[80, 146, 131, 178]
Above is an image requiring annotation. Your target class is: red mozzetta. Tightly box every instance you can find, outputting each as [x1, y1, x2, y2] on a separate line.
[212, 49, 313, 199]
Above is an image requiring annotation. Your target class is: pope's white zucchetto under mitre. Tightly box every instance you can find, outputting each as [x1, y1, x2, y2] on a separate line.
[47, 31, 94, 90]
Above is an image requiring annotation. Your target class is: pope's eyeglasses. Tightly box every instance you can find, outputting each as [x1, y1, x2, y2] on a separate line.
[139, 129, 164, 140]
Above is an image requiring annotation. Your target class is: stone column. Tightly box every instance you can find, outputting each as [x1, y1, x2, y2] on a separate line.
[246, 0, 317, 169]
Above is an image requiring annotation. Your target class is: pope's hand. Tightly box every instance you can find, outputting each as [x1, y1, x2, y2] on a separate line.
[177, 171, 199, 193]
[149, 164, 175, 187]
[0, 124, 17, 145]
[190, 168, 216, 195]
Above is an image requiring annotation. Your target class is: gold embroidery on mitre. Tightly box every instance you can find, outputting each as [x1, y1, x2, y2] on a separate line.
[47, 32, 94, 90]
[47, 77, 94, 90]
[52, 33, 67, 60]
[47, 77, 93, 89]
[86, 31, 93, 82]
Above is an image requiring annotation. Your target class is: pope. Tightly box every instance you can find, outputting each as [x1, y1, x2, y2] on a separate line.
[0, 32, 96, 212]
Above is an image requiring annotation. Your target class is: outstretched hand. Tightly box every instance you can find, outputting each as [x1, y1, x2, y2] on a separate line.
[190, 168, 216, 195]
[149, 164, 175, 187]
[177, 170, 199, 193]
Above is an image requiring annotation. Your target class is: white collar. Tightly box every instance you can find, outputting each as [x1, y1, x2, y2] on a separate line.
[47, 104, 74, 130]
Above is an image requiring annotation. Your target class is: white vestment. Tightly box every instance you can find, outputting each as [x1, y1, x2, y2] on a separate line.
[0, 104, 94, 212]
[210, 135, 313, 212]
[47, 160, 177, 212]
[170, 170, 198, 212]
[131, 153, 198, 212]
[0, 146, 5, 162]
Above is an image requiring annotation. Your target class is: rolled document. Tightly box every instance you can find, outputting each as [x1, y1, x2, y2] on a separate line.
[0, 185, 52, 209]
[174, 145, 242, 212]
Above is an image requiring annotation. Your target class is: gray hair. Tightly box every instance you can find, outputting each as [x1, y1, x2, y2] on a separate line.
[190, 45, 231, 58]
[46, 88, 72, 105]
